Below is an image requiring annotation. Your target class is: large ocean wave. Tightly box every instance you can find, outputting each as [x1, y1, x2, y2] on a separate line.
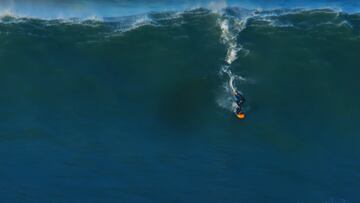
[1, 2, 360, 202]
[1, 6, 359, 113]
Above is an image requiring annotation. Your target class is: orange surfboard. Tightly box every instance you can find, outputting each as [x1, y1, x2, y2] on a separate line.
[236, 113, 245, 119]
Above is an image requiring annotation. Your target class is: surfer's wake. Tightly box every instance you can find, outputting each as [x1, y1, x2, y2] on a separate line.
[217, 9, 254, 116]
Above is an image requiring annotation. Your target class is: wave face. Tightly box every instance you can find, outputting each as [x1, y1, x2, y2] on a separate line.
[1, 6, 360, 203]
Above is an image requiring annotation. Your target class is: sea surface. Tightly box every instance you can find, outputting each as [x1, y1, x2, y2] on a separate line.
[1, 0, 360, 202]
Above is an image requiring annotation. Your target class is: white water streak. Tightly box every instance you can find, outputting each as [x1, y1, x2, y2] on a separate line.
[218, 11, 253, 111]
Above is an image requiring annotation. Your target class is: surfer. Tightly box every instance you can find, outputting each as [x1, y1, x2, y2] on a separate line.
[233, 91, 245, 119]
[227, 74, 246, 119]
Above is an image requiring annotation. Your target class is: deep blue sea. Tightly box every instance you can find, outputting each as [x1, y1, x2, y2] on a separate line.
[1, 0, 360, 202]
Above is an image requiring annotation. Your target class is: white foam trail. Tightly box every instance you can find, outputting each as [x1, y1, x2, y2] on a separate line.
[220, 16, 250, 64]
[218, 10, 254, 112]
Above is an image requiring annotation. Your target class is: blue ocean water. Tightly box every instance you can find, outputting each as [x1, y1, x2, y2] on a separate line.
[1, 1, 360, 202]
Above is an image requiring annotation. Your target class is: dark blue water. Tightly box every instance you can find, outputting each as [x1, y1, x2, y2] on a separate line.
[1, 1, 360, 202]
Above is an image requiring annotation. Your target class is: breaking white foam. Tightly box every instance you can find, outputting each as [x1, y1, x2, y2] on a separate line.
[217, 9, 255, 112]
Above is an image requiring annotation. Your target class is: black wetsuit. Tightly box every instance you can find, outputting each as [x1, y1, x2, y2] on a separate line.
[234, 91, 245, 114]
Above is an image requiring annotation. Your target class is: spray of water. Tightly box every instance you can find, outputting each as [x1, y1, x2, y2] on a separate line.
[217, 9, 254, 112]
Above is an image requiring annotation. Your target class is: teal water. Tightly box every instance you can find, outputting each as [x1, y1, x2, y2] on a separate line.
[0, 6, 360, 203]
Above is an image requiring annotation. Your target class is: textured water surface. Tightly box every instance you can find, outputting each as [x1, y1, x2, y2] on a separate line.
[0, 1, 360, 202]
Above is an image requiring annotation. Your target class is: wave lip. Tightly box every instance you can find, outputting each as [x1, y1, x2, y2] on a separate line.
[0, 0, 227, 22]
[1, 5, 359, 24]
[1, 7, 358, 38]
[2, 0, 360, 21]
[250, 8, 359, 31]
